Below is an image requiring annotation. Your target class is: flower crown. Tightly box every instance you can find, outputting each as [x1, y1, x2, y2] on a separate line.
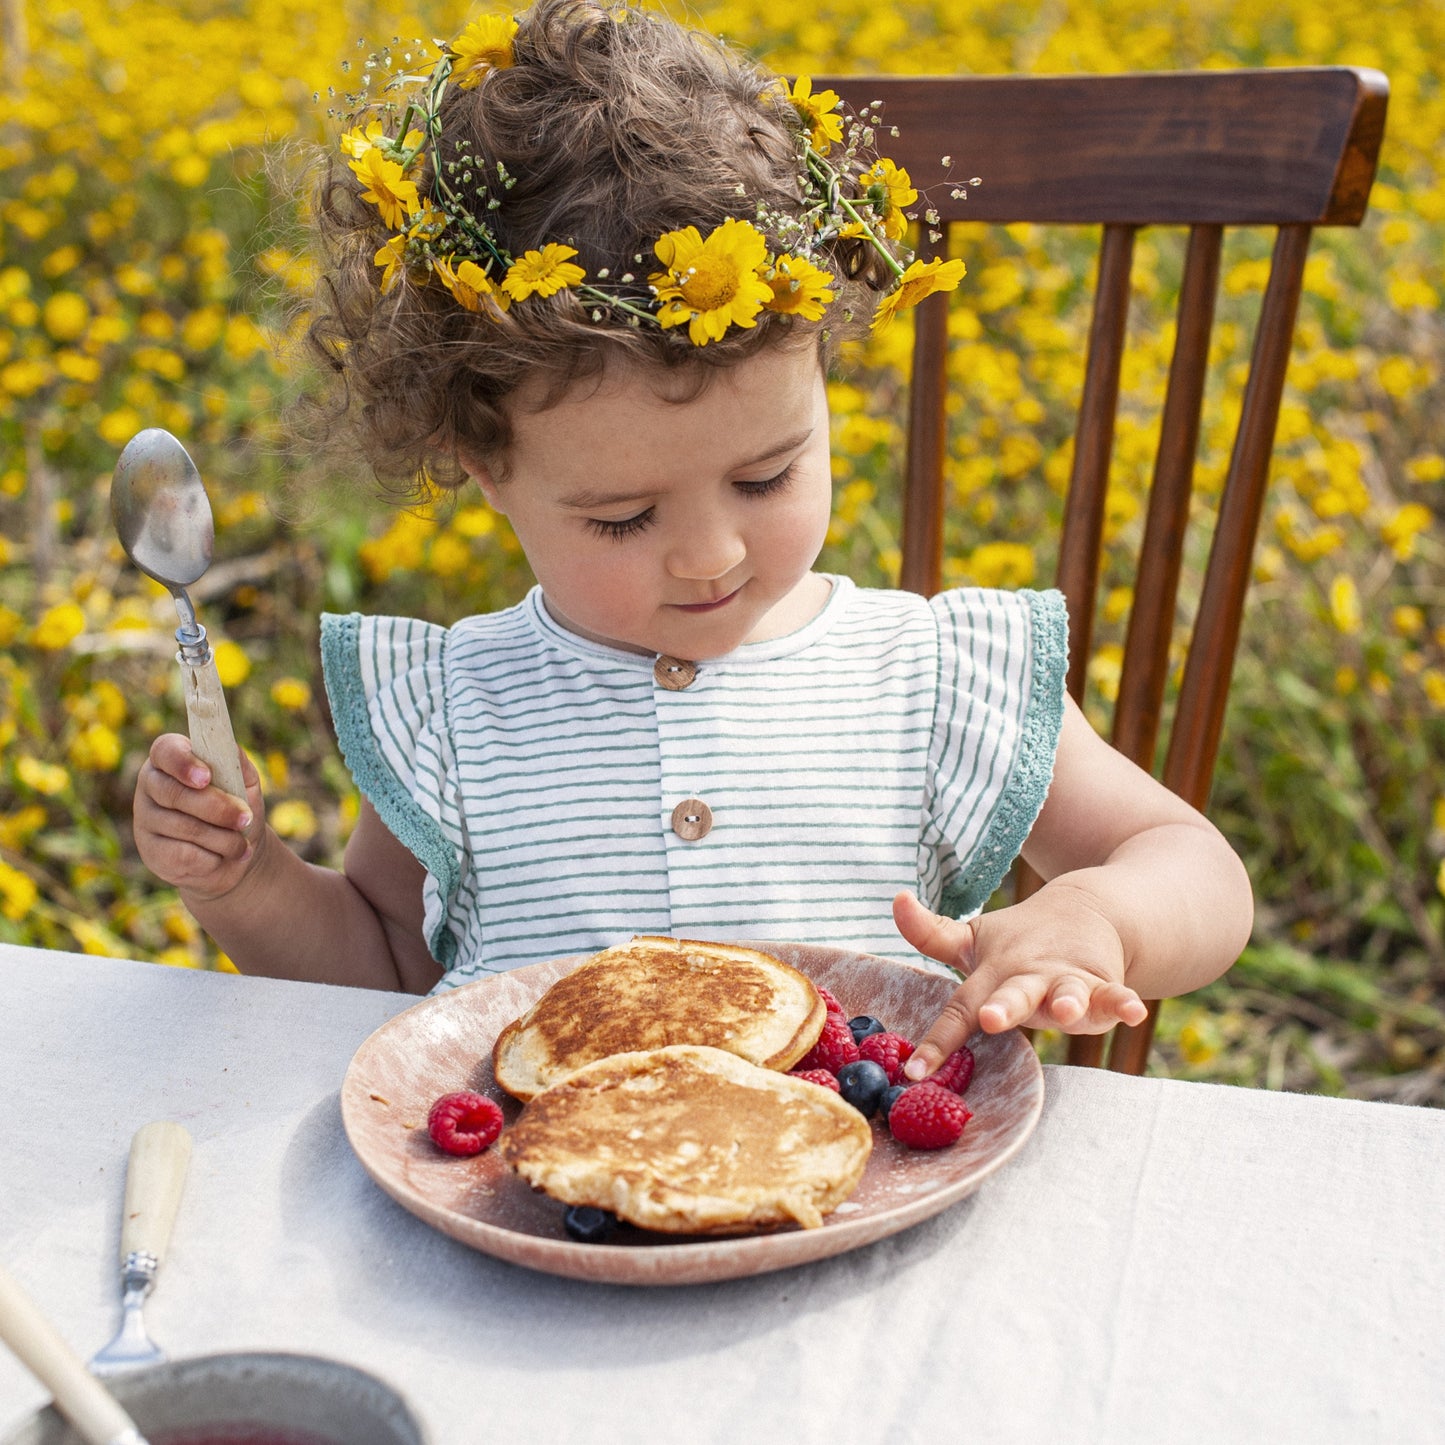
[337, 14, 965, 345]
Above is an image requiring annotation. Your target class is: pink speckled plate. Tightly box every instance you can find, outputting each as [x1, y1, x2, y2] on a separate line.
[339, 942, 1043, 1285]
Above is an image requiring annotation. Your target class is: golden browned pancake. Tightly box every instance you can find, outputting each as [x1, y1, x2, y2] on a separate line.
[497, 1045, 872, 1232]
[492, 936, 826, 1101]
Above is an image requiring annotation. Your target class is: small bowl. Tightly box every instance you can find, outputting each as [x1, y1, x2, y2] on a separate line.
[1, 1352, 428, 1445]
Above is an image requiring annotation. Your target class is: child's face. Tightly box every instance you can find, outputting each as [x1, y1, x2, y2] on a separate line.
[471, 343, 833, 660]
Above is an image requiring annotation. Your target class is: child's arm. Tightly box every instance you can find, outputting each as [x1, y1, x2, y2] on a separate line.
[897, 696, 1254, 1079]
[134, 734, 442, 992]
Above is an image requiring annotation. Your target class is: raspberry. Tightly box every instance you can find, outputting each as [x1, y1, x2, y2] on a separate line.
[427, 1091, 504, 1156]
[815, 985, 847, 1020]
[930, 1045, 976, 1095]
[789, 1068, 842, 1092]
[887, 1083, 972, 1150]
[793, 1012, 861, 1074]
[858, 1030, 915, 1084]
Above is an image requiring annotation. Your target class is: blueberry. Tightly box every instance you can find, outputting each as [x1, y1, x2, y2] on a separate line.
[563, 1205, 617, 1243]
[880, 1083, 910, 1129]
[848, 1015, 888, 1044]
[835, 1059, 891, 1118]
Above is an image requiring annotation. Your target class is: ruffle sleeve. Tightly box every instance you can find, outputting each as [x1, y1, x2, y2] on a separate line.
[320, 612, 465, 967]
[924, 588, 1068, 920]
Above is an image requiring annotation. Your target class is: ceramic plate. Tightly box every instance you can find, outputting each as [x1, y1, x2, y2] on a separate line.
[340, 942, 1044, 1285]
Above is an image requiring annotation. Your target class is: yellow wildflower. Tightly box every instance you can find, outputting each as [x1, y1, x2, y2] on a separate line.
[433, 255, 510, 316]
[213, 640, 250, 687]
[451, 15, 518, 88]
[0, 806, 47, 852]
[348, 148, 420, 230]
[340, 121, 387, 159]
[43, 292, 90, 341]
[855, 158, 917, 241]
[68, 722, 122, 772]
[967, 541, 1037, 589]
[651, 219, 773, 346]
[1380, 503, 1432, 560]
[872, 257, 967, 332]
[271, 799, 318, 841]
[1329, 575, 1362, 635]
[0, 861, 37, 923]
[374, 235, 409, 294]
[31, 601, 86, 651]
[270, 677, 312, 711]
[16, 756, 71, 796]
[764, 253, 835, 319]
[502, 244, 586, 301]
[70, 919, 128, 957]
[788, 77, 844, 153]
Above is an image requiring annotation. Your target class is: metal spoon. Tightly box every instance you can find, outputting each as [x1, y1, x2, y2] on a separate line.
[0, 1263, 151, 1445]
[111, 429, 247, 800]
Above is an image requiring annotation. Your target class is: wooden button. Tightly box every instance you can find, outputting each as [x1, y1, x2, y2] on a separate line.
[670, 798, 713, 840]
[653, 656, 698, 690]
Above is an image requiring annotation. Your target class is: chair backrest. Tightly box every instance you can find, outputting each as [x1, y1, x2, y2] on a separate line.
[821, 67, 1389, 1073]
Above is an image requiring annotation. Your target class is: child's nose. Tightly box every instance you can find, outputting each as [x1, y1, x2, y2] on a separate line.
[665, 524, 746, 581]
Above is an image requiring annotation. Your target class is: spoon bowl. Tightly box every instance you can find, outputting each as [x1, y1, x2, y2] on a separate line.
[110, 430, 215, 597]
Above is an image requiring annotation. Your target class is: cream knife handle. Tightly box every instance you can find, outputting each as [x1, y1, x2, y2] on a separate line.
[181, 653, 247, 801]
[0, 1264, 147, 1445]
[119, 1123, 192, 1267]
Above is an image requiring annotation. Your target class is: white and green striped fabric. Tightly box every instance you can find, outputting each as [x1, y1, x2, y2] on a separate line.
[320, 575, 1067, 990]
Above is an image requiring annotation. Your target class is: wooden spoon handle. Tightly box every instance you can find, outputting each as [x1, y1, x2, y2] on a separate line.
[181, 652, 247, 801]
[0, 1264, 147, 1444]
[119, 1122, 192, 1267]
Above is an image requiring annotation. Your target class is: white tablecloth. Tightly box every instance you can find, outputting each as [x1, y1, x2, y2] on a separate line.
[1, 945, 1441, 1444]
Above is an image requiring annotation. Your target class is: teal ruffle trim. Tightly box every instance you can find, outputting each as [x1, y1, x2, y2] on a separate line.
[937, 588, 1069, 919]
[319, 613, 459, 966]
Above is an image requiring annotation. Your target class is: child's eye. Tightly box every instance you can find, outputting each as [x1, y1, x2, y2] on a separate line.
[586, 507, 656, 541]
[735, 461, 798, 497]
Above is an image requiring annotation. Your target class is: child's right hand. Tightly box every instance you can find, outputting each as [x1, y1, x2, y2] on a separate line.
[133, 733, 264, 902]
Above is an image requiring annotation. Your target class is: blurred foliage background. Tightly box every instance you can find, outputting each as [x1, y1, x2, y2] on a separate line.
[0, 0, 1441, 1101]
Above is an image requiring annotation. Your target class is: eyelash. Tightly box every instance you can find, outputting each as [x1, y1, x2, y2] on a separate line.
[585, 462, 799, 541]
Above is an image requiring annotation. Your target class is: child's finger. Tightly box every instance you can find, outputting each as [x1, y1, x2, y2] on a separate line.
[902, 979, 984, 1080]
[148, 732, 213, 790]
[1045, 976, 1091, 1027]
[1086, 981, 1149, 1029]
[975, 972, 1051, 1033]
[891, 890, 977, 974]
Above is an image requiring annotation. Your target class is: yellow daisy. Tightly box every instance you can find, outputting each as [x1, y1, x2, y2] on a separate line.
[787, 76, 844, 154]
[650, 218, 774, 346]
[373, 235, 409, 294]
[340, 121, 386, 160]
[501, 244, 587, 300]
[451, 15, 519, 89]
[348, 148, 420, 230]
[871, 256, 967, 332]
[432, 255, 511, 316]
[341, 122, 422, 162]
[856, 158, 917, 241]
[763, 253, 835, 319]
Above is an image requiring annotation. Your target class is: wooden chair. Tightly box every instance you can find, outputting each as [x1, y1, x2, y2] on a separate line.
[821, 68, 1389, 1072]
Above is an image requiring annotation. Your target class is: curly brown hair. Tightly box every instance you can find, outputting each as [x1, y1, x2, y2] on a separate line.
[299, 0, 896, 500]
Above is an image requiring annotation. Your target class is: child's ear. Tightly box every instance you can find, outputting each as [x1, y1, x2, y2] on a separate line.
[457, 451, 506, 514]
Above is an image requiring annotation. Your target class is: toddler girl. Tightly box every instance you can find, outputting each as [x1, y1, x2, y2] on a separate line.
[133, 0, 1252, 1077]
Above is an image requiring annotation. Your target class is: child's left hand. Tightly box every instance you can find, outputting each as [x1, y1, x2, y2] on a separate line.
[893, 888, 1149, 1081]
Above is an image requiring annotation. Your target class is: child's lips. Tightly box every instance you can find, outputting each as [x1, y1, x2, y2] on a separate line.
[672, 585, 743, 614]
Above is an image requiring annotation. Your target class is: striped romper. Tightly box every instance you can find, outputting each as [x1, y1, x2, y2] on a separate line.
[320, 574, 1067, 991]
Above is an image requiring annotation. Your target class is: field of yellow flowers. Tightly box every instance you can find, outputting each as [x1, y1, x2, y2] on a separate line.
[1, 0, 1441, 1099]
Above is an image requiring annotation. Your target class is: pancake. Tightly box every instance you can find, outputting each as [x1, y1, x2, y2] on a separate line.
[497, 1044, 873, 1232]
[492, 936, 826, 1101]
